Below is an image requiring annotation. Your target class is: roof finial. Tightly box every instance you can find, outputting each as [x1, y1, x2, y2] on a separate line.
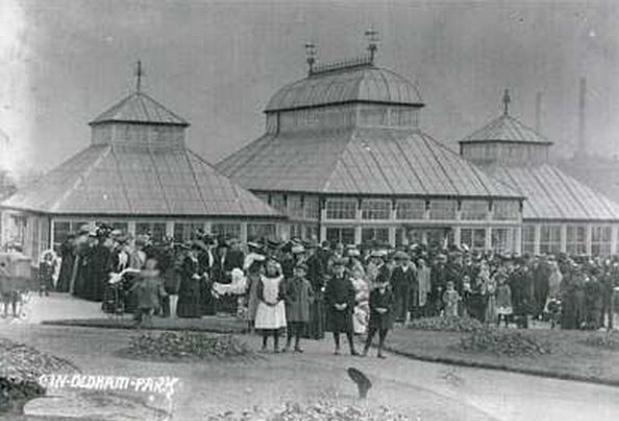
[365, 27, 379, 63]
[502, 88, 511, 115]
[305, 42, 317, 75]
[135, 60, 145, 93]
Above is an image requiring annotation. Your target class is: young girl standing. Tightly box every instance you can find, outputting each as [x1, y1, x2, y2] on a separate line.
[255, 257, 287, 353]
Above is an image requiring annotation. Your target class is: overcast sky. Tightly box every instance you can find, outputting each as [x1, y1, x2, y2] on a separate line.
[2, 0, 619, 176]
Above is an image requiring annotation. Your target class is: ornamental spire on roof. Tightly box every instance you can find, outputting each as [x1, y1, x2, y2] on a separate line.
[503, 89, 511, 116]
[305, 42, 317, 75]
[135, 60, 145, 93]
[365, 27, 379, 63]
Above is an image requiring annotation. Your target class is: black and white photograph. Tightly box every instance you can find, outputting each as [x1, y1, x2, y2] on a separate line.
[0, 0, 618, 419]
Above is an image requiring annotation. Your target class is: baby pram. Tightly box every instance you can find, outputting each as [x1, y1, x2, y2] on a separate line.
[102, 268, 140, 319]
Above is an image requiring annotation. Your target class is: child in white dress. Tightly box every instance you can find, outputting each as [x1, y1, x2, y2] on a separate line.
[255, 258, 287, 353]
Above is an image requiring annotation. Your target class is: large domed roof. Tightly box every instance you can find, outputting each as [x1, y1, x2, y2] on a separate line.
[265, 60, 423, 112]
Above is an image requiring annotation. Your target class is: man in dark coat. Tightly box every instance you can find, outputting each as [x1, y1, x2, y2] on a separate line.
[532, 257, 551, 319]
[561, 265, 586, 330]
[56, 235, 76, 293]
[176, 244, 204, 318]
[362, 277, 395, 358]
[222, 238, 244, 277]
[198, 236, 219, 316]
[304, 242, 326, 339]
[389, 251, 416, 323]
[429, 254, 448, 316]
[325, 257, 358, 356]
[509, 260, 533, 328]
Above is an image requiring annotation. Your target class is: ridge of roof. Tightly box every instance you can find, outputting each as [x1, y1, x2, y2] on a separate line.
[460, 113, 551, 145]
[264, 65, 423, 113]
[90, 91, 189, 127]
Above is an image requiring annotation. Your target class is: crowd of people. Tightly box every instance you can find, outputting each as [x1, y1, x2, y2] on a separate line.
[37, 223, 619, 355]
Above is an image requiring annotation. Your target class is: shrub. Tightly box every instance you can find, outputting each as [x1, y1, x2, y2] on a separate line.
[407, 316, 484, 332]
[120, 332, 255, 361]
[0, 337, 78, 414]
[583, 331, 619, 351]
[207, 400, 413, 421]
[458, 326, 552, 357]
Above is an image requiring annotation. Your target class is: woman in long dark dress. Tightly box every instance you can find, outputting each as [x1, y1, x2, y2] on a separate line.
[56, 236, 75, 293]
[176, 245, 203, 318]
[304, 245, 325, 339]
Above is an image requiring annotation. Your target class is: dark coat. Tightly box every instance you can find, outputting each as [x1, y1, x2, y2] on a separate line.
[222, 249, 244, 275]
[368, 286, 395, 330]
[325, 274, 355, 333]
[56, 241, 75, 293]
[197, 249, 218, 315]
[374, 264, 391, 285]
[390, 266, 416, 293]
[305, 253, 325, 293]
[176, 256, 203, 318]
[533, 262, 551, 315]
[430, 263, 448, 303]
[284, 276, 314, 323]
[509, 267, 533, 316]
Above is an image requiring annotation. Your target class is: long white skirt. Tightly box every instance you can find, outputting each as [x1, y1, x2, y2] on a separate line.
[254, 301, 287, 330]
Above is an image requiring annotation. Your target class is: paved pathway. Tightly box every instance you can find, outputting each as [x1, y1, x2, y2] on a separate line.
[1, 294, 618, 420]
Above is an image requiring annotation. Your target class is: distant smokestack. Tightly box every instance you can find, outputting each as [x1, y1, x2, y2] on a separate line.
[535, 92, 542, 133]
[577, 77, 587, 157]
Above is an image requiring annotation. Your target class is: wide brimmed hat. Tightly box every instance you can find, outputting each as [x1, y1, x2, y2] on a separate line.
[393, 250, 410, 260]
[332, 257, 349, 266]
[370, 250, 387, 259]
[267, 238, 283, 249]
[291, 244, 305, 254]
[295, 262, 308, 271]
[247, 241, 263, 251]
[347, 247, 361, 257]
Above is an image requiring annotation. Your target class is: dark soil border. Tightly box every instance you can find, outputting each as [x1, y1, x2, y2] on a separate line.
[42, 318, 246, 334]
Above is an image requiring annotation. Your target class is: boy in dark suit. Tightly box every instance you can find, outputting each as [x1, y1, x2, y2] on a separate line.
[362, 277, 395, 359]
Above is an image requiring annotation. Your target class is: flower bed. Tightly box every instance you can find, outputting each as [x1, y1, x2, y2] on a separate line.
[207, 401, 413, 421]
[407, 316, 483, 333]
[457, 326, 552, 357]
[118, 332, 256, 362]
[0, 337, 79, 414]
[583, 330, 619, 351]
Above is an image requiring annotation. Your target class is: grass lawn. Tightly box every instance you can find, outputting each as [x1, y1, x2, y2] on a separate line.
[385, 325, 619, 385]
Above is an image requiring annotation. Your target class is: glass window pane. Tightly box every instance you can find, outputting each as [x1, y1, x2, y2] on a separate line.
[361, 200, 391, 220]
[53, 222, 71, 246]
[212, 223, 241, 239]
[361, 228, 389, 244]
[326, 200, 356, 220]
[494, 201, 520, 220]
[396, 200, 425, 220]
[429, 199, 456, 220]
[304, 197, 320, 220]
[247, 224, 276, 240]
[326, 227, 355, 245]
[461, 200, 488, 220]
